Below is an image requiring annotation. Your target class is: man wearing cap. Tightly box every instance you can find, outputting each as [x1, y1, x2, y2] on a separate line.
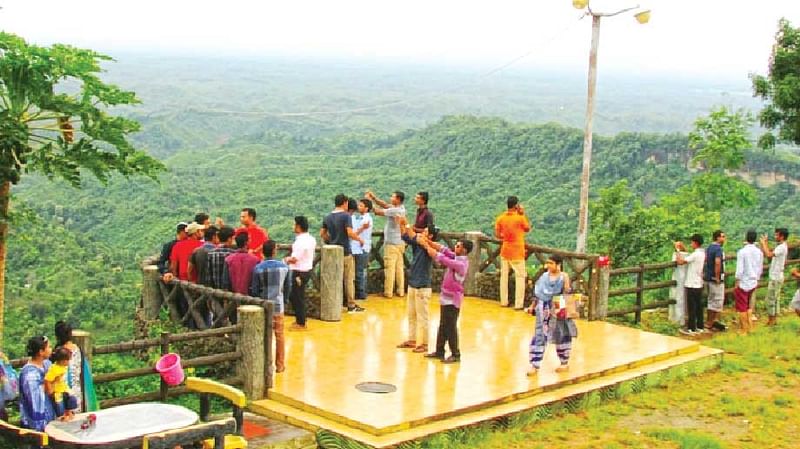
[170, 222, 205, 282]
[159, 222, 188, 282]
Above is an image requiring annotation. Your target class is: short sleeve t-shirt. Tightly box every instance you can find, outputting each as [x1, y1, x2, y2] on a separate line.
[494, 211, 531, 260]
[170, 239, 204, 281]
[45, 363, 68, 395]
[383, 206, 406, 245]
[322, 211, 353, 256]
[683, 248, 706, 288]
[769, 242, 788, 281]
[703, 242, 725, 282]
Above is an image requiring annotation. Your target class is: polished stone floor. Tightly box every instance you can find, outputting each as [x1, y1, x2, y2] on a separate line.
[264, 295, 698, 434]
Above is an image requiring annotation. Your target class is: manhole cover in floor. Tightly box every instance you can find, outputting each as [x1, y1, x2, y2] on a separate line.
[355, 382, 397, 394]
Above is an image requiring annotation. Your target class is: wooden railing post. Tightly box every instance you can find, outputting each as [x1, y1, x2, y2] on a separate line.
[464, 231, 483, 296]
[238, 305, 265, 399]
[160, 331, 170, 401]
[596, 263, 610, 320]
[72, 330, 92, 365]
[320, 245, 343, 321]
[635, 264, 645, 324]
[142, 264, 162, 320]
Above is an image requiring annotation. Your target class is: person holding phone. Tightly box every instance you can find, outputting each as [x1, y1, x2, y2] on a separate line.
[495, 196, 531, 310]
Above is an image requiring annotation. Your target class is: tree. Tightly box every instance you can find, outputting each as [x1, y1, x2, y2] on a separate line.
[751, 18, 800, 149]
[0, 33, 164, 344]
[687, 107, 756, 209]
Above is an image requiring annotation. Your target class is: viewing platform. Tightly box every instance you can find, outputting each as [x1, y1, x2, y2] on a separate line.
[248, 295, 722, 448]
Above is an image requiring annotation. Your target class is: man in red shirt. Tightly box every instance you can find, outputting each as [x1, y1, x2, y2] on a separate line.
[170, 222, 205, 282]
[235, 208, 269, 260]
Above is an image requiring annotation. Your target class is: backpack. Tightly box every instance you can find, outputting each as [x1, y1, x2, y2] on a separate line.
[0, 355, 19, 402]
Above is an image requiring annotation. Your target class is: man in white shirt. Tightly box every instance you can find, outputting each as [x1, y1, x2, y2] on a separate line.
[735, 230, 763, 335]
[285, 216, 317, 331]
[351, 199, 374, 300]
[675, 234, 706, 335]
[760, 227, 789, 326]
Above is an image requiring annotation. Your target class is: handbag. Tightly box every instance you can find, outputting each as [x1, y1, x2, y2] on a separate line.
[0, 355, 19, 402]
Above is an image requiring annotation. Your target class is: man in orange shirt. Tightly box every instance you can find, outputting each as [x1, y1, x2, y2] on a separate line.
[494, 196, 531, 310]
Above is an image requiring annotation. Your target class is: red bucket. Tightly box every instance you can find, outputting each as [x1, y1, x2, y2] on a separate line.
[155, 353, 185, 386]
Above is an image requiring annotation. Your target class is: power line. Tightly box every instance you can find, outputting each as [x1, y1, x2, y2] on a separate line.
[182, 13, 588, 118]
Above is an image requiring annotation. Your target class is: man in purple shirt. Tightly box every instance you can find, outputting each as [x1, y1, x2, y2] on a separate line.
[422, 238, 472, 364]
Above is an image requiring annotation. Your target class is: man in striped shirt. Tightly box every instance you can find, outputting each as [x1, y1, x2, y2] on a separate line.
[250, 240, 291, 373]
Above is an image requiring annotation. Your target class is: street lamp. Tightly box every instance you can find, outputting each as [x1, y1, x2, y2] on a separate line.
[573, 1, 650, 254]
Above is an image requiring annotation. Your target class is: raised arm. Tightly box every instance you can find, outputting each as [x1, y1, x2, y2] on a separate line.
[759, 235, 774, 258]
[366, 190, 390, 209]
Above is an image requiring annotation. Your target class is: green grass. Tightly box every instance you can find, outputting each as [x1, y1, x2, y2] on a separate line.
[647, 429, 725, 449]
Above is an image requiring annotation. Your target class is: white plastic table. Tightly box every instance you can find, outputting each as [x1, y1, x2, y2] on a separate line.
[45, 402, 198, 445]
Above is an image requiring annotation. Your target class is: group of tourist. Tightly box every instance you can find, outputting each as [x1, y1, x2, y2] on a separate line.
[150, 192, 579, 375]
[157, 209, 314, 374]
[3, 322, 87, 431]
[674, 227, 800, 336]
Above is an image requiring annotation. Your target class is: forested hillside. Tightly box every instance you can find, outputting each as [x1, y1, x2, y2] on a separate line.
[6, 111, 800, 355]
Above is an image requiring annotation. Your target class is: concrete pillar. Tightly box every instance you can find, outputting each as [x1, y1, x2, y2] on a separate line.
[142, 264, 162, 320]
[464, 232, 483, 297]
[238, 305, 265, 400]
[320, 245, 343, 321]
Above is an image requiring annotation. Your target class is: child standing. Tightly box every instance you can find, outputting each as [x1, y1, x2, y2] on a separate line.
[423, 239, 472, 364]
[45, 347, 78, 420]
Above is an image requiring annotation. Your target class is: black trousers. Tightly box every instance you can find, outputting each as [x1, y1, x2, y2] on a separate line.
[686, 286, 704, 331]
[289, 271, 311, 325]
[435, 304, 460, 357]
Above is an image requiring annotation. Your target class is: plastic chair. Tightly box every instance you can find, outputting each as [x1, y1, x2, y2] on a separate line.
[185, 377, 248, 449]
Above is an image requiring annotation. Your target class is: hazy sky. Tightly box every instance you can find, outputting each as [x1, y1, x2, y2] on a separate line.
[2, 0, 799, 78]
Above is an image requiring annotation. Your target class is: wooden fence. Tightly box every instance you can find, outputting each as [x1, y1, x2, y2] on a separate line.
[604, 254, 800, 323]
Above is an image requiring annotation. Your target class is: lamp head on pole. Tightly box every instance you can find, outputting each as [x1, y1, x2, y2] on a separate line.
[634, 9, 651, 24]
[572, 0, 589, 9]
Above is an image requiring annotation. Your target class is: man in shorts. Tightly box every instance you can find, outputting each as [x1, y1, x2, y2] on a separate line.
[734, 230, 762, 334]
[704, 230, 727, 330]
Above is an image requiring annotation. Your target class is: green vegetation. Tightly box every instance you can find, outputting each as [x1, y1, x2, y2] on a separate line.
[0, 32, 163, 345]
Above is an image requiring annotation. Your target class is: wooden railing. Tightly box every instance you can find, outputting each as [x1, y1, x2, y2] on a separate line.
[476, 236, 600, 318]
[89, 326, 244, 408]
[604, 254, 800, 324]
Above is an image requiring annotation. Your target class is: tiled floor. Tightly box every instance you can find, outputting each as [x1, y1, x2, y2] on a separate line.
[261, 295, 698, 434]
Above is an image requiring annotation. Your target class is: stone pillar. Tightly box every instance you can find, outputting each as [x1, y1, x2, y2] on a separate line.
[596, 264, 610, 320]
[142, 264, 162, 320]
[320, 245, 343, 321]
[238, 305, 265, 400]
[464, 232, 483, 297]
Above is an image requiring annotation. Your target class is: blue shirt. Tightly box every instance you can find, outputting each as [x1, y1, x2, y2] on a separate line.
[704, 242, 725, 282]
[402, 234, 432, 288]
[350, 213, 373, 255]
[250, 259, 291, 314]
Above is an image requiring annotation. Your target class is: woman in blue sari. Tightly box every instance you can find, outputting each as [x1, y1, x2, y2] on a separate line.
[19, 336, 56, 431]
[527, 254, 576, 375]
